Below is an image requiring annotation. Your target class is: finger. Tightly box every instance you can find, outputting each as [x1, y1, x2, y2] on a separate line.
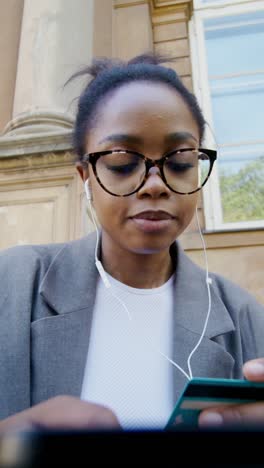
[198, 402, 264, 428]
[243, 358, 264, 382]
[29, 396, 121, 429]
[0, 396, 120, 433]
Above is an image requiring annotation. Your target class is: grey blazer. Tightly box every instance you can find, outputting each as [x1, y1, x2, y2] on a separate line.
[0, 233, 264, 420]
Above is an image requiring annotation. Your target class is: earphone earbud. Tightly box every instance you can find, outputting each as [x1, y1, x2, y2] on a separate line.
[84, 179, 92, 201]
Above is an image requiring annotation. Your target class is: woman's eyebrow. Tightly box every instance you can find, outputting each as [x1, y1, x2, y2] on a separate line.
[98, 132, 198, 146]
[98, 134, 143, 145]
[165, 132, 198, 144]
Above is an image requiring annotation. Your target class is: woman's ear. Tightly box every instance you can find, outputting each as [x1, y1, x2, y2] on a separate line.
[76, 161, 89, 182]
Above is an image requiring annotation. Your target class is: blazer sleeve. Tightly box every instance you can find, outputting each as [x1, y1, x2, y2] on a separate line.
[239, 294, 264, 363]
[0, 245, 52, 418]
[212, 273, 264, 364]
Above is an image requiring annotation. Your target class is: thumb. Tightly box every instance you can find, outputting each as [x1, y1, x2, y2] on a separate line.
[199, 402, 264, 428]
[243, 358, 264, 382]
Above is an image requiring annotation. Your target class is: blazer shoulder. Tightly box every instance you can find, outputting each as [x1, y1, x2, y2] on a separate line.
[0, 233, 96, 287]
[0, 242, 65, 277]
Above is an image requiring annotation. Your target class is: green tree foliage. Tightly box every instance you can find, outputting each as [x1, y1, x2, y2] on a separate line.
[219, 155, 264, 223]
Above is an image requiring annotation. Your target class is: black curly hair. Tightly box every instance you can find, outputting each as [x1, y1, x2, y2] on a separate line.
[68, 53, 206, 161]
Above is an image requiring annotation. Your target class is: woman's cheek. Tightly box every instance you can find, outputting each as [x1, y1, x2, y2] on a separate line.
[177, 197, 198, 230]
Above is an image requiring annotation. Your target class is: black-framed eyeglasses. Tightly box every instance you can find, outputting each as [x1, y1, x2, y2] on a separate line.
[82, 148, 217, 197]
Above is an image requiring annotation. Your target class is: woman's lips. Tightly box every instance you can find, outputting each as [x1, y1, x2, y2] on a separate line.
[130, 211, 174, 232]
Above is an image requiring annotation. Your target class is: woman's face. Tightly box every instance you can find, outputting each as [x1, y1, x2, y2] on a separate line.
[77, 81, 200, 255]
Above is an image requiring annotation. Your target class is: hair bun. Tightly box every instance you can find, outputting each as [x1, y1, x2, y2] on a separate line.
[66, 53, 176, 87]
[86, 57, 123, 78]
[128, 53, 174, 66]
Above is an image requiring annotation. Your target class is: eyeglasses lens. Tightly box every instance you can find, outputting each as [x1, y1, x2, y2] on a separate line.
[95, 151, 211, 195]
[96, 152, 145, 196]
[164, 150, 210, 194]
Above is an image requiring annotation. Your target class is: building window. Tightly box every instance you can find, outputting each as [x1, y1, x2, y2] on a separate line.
[190, 0, 264, 230]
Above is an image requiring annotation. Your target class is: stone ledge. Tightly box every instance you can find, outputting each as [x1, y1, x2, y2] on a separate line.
[0, 130, 73, 158]
[0, 110, 74, 158]
[150, 0, 193, 22]
[0, 151, 75, 172]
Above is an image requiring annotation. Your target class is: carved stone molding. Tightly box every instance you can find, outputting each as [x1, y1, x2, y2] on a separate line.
[114, 0, 149, 8]
[3, 111, 74, 137]
[0, 151, 75, 173]
[150, 0, 193, 22]
[0, 131, 73, 159]
[0, 110, 74, 158]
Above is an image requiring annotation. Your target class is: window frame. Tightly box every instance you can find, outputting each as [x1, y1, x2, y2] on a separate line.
[189, 0, 264, 231]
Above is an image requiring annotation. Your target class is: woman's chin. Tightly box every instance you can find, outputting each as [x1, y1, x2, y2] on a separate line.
[102, 225, 179, 255]
[127, 235, 177, 255]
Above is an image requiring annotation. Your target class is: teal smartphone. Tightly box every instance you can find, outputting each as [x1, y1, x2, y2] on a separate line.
[165, 377, 264, 430]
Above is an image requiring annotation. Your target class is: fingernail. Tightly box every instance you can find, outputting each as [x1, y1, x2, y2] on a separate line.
[199, 412, 223, 427]
[247, 362, 264, 376]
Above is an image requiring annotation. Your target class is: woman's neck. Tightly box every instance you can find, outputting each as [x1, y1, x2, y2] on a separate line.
[100, 234, 174, 289]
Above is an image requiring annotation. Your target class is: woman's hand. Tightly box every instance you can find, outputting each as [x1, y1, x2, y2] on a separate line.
[198, 358, 264, 427]
[0, 396, 120, 433]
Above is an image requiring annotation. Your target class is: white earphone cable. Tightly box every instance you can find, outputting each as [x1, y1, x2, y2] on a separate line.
[187, 207, 212, 379]
[85, 182, 132, 319]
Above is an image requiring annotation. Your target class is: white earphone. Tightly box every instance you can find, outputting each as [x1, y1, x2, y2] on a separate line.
[84, 179, 92, 201]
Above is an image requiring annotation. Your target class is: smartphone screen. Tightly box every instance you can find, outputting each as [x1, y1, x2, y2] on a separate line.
[165, 377, 264, 430]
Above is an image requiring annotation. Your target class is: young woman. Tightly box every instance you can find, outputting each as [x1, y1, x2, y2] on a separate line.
[0, 54, 264, 432]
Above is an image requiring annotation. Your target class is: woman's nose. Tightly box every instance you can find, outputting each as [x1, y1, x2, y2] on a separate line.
[137, 167, 171, 198]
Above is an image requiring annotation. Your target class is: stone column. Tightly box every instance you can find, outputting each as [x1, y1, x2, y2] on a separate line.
[2, 0, 95, 153]
[0, 0, 24, 133]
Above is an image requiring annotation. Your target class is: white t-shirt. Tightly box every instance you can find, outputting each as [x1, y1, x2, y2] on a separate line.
[81, 272, 175, 430]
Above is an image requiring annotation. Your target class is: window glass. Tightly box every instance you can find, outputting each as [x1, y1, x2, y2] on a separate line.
[200, 0, 230, 4]
[205, 12, 264, 75]
[204, 11, 264, 223]
[211, 85, 264, 144]
[218, 146, 264, 223]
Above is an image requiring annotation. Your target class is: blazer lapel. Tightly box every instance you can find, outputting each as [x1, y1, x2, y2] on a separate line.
[31, 233, 98, 405]
[171, 244, 235, 403]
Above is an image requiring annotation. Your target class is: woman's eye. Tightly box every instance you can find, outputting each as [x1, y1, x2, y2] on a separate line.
[166, 161, 193, 173]
[105, 163, 138, 175]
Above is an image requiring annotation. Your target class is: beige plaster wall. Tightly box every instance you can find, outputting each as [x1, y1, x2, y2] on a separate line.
[188, 245, 264, 306]
[93, 0, 113, 58]
[113, 1, 153, 60]
[0, 152, 88, 249]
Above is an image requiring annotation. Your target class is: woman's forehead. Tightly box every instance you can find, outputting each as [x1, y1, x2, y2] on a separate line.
[98, 80, 189, 114]
[88, 81, 199, 142]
